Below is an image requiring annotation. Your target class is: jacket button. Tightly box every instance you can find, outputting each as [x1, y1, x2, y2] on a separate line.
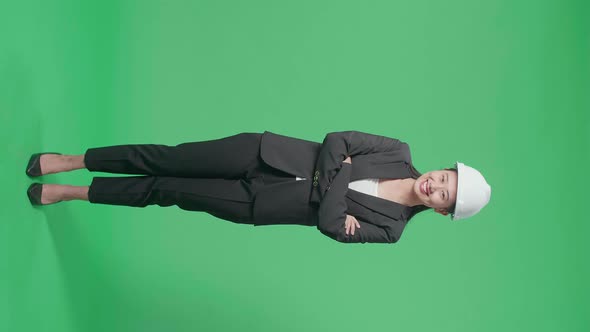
[313, 181, 318, 186]
[315, 170, 319, 175]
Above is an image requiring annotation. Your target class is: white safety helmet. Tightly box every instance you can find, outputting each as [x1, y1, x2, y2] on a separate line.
[451, 162, 491, 221]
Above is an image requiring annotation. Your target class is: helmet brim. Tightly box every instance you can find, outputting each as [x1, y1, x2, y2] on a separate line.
[450, 162, 465, 221]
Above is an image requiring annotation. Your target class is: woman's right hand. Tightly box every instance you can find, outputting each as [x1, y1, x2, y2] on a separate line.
[343, 156, 351, 164]
[345, 214, 360, 235]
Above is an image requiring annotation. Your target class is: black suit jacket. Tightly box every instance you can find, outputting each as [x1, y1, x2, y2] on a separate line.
[252, 130, 426, 244]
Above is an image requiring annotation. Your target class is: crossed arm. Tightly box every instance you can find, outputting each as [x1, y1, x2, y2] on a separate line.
[314, 131, 408, 243]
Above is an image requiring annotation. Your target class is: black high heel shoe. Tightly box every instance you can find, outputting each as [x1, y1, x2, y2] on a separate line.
[25, 152, 62, 177]
[27, 183, 43, 205]
[27, 183, 62, 206]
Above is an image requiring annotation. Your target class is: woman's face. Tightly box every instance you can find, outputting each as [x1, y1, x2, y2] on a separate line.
[413, 169, 458, 215]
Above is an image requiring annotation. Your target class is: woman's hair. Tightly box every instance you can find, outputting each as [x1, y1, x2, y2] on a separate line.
[444, 167, 457, 214]
[407, 164, 457, 220]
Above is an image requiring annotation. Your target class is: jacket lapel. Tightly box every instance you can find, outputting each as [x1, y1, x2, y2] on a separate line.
[347, 189, 409, 221]
[347, 161, 414, 221]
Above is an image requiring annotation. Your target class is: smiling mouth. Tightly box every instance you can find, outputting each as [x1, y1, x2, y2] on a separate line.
[420, 180, 429, 196]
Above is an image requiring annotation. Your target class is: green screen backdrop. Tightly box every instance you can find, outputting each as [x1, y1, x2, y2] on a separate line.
[1, 0, 588, 331]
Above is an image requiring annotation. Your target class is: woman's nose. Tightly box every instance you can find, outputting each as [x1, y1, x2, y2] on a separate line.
[432, 181, 444, 191]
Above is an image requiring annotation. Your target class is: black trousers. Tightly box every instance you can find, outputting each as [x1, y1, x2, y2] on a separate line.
[84, 133, 297, 225]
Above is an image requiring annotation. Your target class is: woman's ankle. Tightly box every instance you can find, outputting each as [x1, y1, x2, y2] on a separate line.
[41, 154, 86, 174]
[61, 185, 89, 201]
[69, 154, 86, 171]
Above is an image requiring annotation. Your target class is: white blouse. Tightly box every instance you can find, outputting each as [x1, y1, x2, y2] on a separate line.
[295, 177, 380, 197]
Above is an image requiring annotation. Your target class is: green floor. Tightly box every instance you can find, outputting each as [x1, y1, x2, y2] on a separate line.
[1, 1, 588, 331]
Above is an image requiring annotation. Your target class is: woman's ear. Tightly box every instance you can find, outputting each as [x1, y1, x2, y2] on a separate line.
[434, 208, 449, 216]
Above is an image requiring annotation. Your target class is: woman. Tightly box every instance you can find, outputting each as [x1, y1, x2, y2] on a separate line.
[25, 131, 491, 243]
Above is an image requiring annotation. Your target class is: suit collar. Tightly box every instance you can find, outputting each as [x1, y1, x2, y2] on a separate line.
[347, 189, 411, 220]
[347, 161, 417, 221]
[350, 161, 410, 181]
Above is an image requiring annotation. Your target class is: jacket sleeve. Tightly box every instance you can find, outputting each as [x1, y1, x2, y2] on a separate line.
[316, 163, 399, 244]
[314, 131, 408, 202]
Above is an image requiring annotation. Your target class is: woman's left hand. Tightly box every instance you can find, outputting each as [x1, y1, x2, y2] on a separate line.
[345, 214, 361, 235]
